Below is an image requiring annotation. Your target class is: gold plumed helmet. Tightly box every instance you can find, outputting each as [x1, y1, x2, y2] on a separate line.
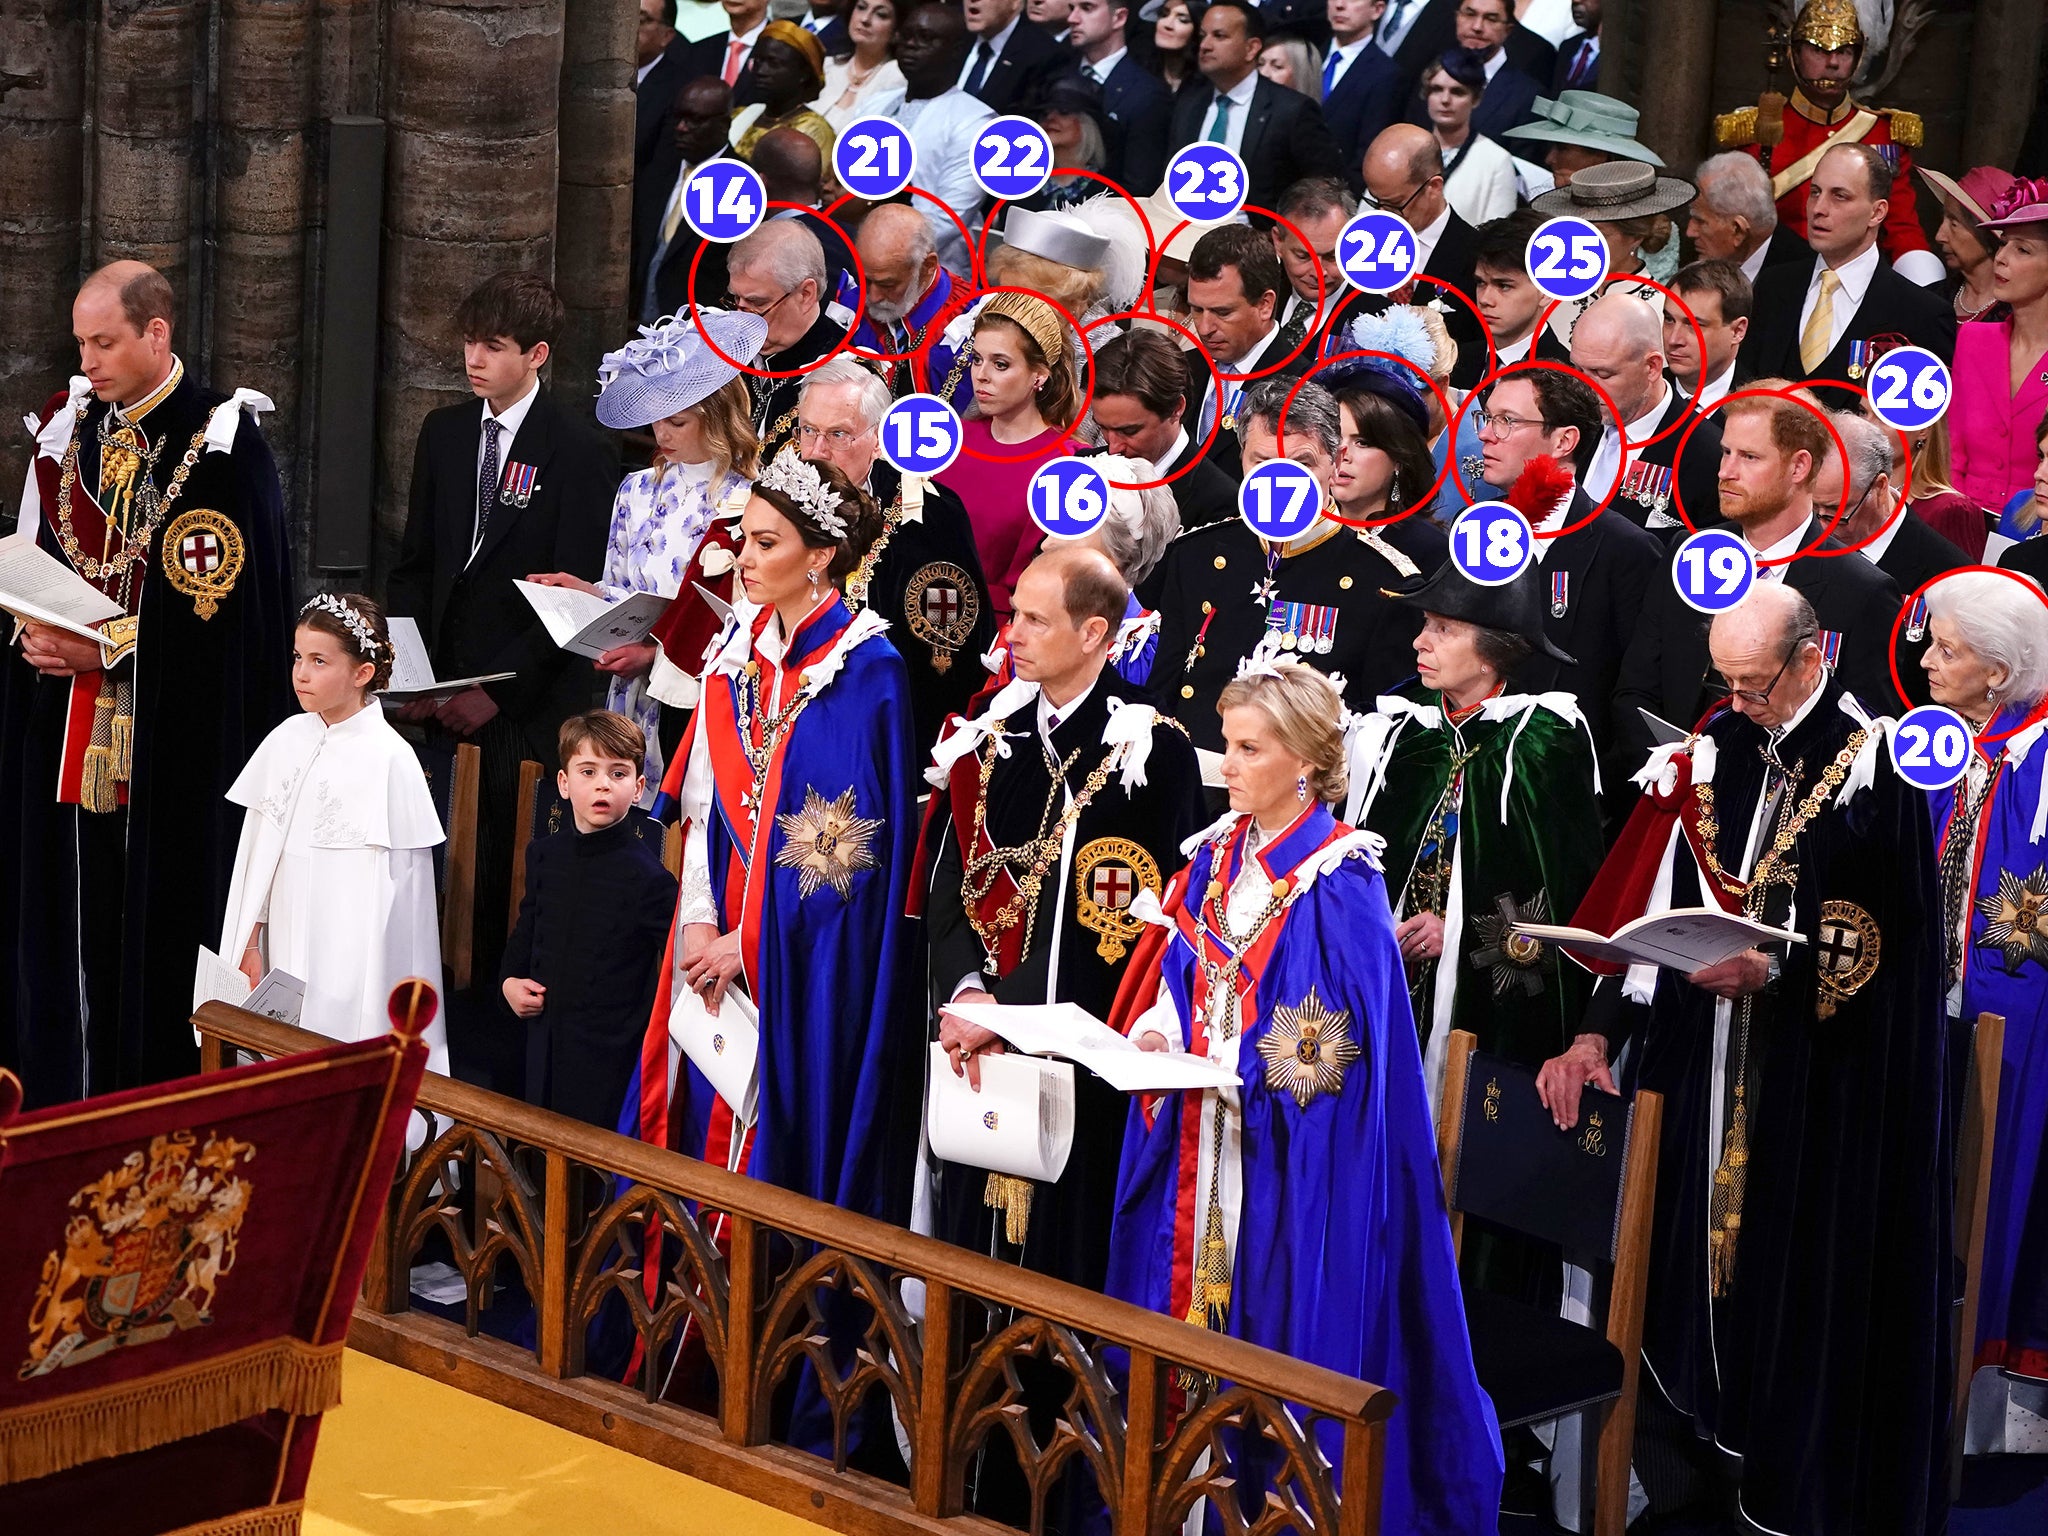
[1792, 0, 1863, 52]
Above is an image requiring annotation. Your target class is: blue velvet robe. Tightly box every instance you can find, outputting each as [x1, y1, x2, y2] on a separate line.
[1107, 806, 1504, 1535]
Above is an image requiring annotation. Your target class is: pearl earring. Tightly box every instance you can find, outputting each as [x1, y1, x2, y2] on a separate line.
[808, 567, 821, 593]
[1296, 774, 1309, 802]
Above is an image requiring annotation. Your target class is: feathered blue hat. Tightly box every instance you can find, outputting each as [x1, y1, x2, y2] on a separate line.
[595, 309, 769, 430]
[1312, 307, 1436, 435]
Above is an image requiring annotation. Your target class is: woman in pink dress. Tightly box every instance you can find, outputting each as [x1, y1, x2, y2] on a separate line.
[1952, 178, 2048, 514]
[934, 292, 1085, 620]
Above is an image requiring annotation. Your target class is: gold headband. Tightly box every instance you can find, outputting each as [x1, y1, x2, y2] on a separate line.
[976, 292, 1067, 367]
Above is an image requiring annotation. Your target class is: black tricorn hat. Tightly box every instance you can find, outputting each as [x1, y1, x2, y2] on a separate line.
[1387, 558, 1577, 665]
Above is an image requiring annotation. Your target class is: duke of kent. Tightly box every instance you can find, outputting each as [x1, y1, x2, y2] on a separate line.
[913, 546, 1206, 1294]
[0, 262, 294, 1106]
[1713, 0, 1944, 287]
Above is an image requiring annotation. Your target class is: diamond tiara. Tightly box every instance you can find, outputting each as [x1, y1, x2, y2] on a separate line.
[758, 452, 849, 539]
[301, 593, 382, 656]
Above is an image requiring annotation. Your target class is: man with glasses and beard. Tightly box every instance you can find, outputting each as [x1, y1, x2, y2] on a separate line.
[1539, 580, 1949, 1536]
[1613, 387, 1899, 769]
[723, 218, 850, 461]
[847, 203, 978, 398]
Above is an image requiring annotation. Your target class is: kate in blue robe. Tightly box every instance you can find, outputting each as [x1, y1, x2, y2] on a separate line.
[1930, 706, 2048, 1384]
[1107, 803, 1504, 1535]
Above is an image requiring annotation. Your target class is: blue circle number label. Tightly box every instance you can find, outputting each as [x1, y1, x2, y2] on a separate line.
[1238, 461, 1324, 542]
[1525, 216, 1609, 302]
[1028, 458, 1111, 537]
[682, 160, 766, 243]
[1865, 345, 1952, 431]
[879, 394, 962, 477]
[835, 117, 916, 200]
[1449, 500, 1535, 586]
[1671, 528, 1756, 615]
[1166, 144, 1248, 221]
[1889, 704, 1974, 791]
[973, 116, 1053, 201]
[1335, 211, 1420, 295]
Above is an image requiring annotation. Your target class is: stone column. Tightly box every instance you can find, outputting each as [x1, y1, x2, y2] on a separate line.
[552, 0, 635, 424]
[375, 0, 564, 563]
[1965, 0, 2045, 172]
[0, 1, 86, 505]
[93, 0, 205, 331]
[1610, 0, 1720, 175]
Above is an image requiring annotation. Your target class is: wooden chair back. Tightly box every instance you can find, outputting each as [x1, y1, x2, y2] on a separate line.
[1951, 1010, 2006, 1498]
[411, 740, 479, 991]
[511, 758, 683, 928]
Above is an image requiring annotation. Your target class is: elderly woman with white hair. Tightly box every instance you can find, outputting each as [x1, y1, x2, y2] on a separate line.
[1920, 568, 2048, 1443]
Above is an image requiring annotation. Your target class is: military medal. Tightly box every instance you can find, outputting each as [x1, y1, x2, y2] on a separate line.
[500, 462, 539, 507]
[1820, 629, 1843, 669]
[1619, 459, 1672, 518]
[1905, 595, 1928, 643]
[1550, 569, 1569, 619]
[1845, 340, 1869, 381]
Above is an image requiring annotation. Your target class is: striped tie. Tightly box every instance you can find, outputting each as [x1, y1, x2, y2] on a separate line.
[1799, 269, 1840, 373]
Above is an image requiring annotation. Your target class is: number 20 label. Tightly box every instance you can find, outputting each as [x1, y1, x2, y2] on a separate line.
[1889, 704, 1973, 791]
[1336, 210, 1419, 294]
[973, 117, 1053, 200]
[1865, 345, 1952, 431]
[1671, 529, 1756, 615]
[835, 117, 916, 200]
[1525, 216, 1609, 302]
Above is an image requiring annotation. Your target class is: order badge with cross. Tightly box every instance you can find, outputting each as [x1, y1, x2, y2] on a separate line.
[163, 508, 244, 620]
[905, 561, 980, 675]
[1814, 899, 1881, 1019]
[1073, 837, 1162, 962]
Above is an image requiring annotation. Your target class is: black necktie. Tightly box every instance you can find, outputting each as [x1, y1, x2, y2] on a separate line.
[965, 40, 996, 94]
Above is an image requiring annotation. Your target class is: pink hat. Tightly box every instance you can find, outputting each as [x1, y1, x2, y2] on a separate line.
[1981, 174, 2048, 231]
[1917, 165, 2018, 225]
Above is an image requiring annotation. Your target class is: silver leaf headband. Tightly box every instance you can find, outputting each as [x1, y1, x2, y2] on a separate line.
[758, 451, 849, 539]
[301, 593, 382, 656]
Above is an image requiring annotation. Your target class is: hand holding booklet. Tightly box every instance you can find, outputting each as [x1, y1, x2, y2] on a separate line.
[382, 615, 515, 697]
[939, 1001, 1241, 1093]
[925, 1043, 1076, 1182]
[514, 580, 670, 660]
[1514, 907, 1805, 973]
[0, 532, 124, 643]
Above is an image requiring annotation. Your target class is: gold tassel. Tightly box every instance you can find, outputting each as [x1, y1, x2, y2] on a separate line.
[110, 677, 135, 783]
[80, 678, 119, 814]
[1708, 1090, 1749, 1298]
[984, 1172, 1034, 1246]
[1755, 90, 1786, 172]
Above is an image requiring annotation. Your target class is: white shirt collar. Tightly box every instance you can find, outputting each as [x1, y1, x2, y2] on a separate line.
[1221, 68, 1259, 107]
[1697, 357, 1738, 408]
[1160, 427, 1192, 474]
[1748, 514, 1813, 563]
[1738, 239, 1770, 286]
[730, 18, 766, 46]
[1481, 48, 1507, 82]
[755, 591, 838, 669]
[483, 375, 540, 441]
[1085, 44, 1127, 77]
[1857, 498, 1907, 564]
[1412, 202, 1452, 263]
[963, 11, 1020, 77]
[1771, 669, 1829, 742]
[1228, 321, 1283, 372]
[1814, 240, 1880, 304]
[1616, 380, 1671, 445]
[1038, 676, 1100, 741]
[1329, 36, 1368, 63]
[636, 56, 662, 85]
[1495, 330, 1536, 365]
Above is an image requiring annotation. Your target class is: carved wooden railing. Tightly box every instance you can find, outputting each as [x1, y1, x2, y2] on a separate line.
[196, 1005, 1393, 1536]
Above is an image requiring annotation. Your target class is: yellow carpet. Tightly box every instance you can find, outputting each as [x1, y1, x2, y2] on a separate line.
[305, 1350, 826, 1536]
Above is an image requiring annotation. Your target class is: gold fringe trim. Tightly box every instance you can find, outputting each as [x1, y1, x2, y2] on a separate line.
[0, 1337, 345, 1486]
[160, 1502, 303, 1536]
[984, 1172, 1033, 1246]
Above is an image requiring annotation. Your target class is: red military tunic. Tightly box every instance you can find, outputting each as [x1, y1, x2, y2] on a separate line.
[1715, 88, 1931, 261]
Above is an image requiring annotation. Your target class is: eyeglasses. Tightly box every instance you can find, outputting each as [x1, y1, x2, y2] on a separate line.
[1711, 644, 1799, 707]
[796, 422, 871, 448]
[1474, 409, 1551, 438]
[1361, 180, 1431, 216]
[723, 287, 794, 319]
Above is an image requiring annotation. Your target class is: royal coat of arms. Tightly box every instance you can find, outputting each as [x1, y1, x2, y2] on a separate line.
[20, 1129, 257, 1379]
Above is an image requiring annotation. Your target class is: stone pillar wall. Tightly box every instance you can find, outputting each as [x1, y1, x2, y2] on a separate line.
[551, 0, 634, 425]
[93, 0, 206, 338]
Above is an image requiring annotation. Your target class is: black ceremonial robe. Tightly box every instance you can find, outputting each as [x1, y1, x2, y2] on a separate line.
[1589, 683, 1949, 1536]
[921, 676, 1206, 1291]
[0, 369, 295, 1103]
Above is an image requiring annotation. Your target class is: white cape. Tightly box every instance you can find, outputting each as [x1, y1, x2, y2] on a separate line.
[217, 706, 449, 1073]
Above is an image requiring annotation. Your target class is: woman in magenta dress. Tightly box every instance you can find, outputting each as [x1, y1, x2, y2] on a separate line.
[934, 292, 1085, 621]
[1952, 178, 2048, 516]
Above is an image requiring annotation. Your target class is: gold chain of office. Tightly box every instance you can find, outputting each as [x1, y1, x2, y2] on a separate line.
[1690, 730, 1867, 916]
[53, 398, 207, 582]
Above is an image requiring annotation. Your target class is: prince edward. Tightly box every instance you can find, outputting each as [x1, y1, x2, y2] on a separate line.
[0, 262, 294, 1105]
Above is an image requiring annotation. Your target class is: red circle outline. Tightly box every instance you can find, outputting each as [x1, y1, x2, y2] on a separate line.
[1530, 275, 1708, 454]
[1447, 358, 1628, 539]
[1666, 386, 1852, 563]
[1885, 564, 2048, 743]
[950, 285, 1097, 466]
[1322, 274, 1499, 389]
[1077, 307, 1223, 492]
[832, 187, 985, 368]
[976, 169, 1158, 285]
[1766, 379, 1918, 561]
[688, 199, 868, 379]
[1150, 204, 1328, 384]
[1272, 349, 1453, 529]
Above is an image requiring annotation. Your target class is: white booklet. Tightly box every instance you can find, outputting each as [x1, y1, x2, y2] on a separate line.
[1515, 907, 1805, 973]
[940, 1001, 1241, 1094]
[924, 1042, 1076, 1182]
[0, 532, 124, 643]
[382, 615, 515, 697]
[191, 945, 306, 1024]
[668, 975, 759, 1125]
[514, 580, 671, 660]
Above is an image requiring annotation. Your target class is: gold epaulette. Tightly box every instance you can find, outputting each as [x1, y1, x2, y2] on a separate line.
[1713, 106, 1758, 149]
[1882, 107, 1923, 148]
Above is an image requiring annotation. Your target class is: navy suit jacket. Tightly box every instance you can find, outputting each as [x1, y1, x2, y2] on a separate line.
[634, 36, 695, 171]
[966, 17, 1070, 115]
[1100, 53, 1171, 195]
[1323, 41, 1406, 188]
[1168, 75, 1345, 219]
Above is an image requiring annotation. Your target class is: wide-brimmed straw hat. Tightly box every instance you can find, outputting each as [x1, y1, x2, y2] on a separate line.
[595, 309, 768, 430]
[1918, 166, 2019, 226]
[1503, 92, 1665, 166]
[1531, 160, 1697, 223]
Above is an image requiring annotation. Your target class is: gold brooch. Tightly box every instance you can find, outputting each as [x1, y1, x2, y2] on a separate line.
[1815, 900, 1881, 1019]
[1255, 987, 1362, 1108]
[1073, 836, 1162, 962]
[772, 786, 884, 900]
[163, 508, 244, 620]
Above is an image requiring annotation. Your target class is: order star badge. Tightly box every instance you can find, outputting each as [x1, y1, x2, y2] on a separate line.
[1256, 987, 1362, 1109]
[1470, 889, 1550, 998]
[773, 786, 883, 900]
[1977, 865, 2048, 974]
